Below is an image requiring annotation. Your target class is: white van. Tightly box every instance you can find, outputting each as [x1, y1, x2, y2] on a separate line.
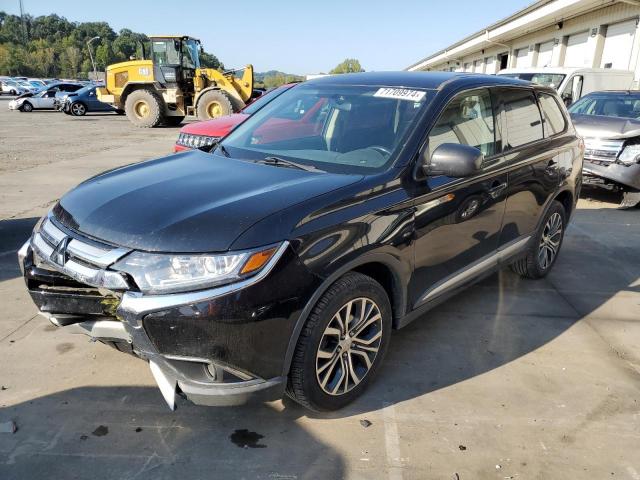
[497, 67, 634, 105]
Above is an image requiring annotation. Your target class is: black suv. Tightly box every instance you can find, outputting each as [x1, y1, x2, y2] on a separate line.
[19, 72, 583, 411]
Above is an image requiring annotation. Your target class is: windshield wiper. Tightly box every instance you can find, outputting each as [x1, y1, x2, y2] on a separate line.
[259, 156, 324, 172]
[216, 144, 231, 157]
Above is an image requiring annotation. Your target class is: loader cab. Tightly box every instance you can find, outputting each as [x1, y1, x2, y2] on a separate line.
[149, 36, 200, 89]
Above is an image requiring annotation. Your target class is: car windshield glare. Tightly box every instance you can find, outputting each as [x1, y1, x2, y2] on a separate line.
[219, 84, 432, 174]
[568, 93, 640, 120]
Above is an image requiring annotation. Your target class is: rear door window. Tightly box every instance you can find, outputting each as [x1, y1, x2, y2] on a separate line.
[500, 88, 543, 149]
[538, 93, 566, 137]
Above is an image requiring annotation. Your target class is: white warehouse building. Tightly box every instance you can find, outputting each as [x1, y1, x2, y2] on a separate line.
[407, 0, 640, 84]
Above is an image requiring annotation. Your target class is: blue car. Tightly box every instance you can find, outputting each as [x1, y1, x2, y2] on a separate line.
[58, 85, 119, 116]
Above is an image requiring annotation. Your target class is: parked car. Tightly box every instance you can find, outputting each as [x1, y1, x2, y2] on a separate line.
[27, 79, 48, 88]
[568, 90, 640, 208]
[174, 83, 297, 152]
[1, 80, 28, 96]
[498, 67, 634, 106]
[19, 72, 582, 411]
[57, 85, 118, 116]
[8, 83, 84, 111]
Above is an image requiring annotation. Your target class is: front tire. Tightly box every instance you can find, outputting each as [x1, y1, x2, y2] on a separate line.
[286, 272, 392, 411]
[21, 102, 33, 112]
[196, 90, 235, 120]
[124, 89, 164, 128]
[511, 201, 566, 279]
[70, 102, 86, 116]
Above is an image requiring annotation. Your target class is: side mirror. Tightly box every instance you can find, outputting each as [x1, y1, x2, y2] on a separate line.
[561, 92, 573, 106]
[423, 143, 483, 177]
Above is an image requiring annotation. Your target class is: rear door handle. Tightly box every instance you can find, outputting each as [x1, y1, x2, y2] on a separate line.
[487, 181, 507, 198]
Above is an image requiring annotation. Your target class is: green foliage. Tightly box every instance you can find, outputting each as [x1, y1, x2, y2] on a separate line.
[329, 58, 364, 74]
[254, 70, 304, 89]
[199, 51, 223, 70]
[0, 11, 222, 79]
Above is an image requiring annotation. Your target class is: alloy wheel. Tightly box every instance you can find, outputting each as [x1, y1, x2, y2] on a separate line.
[538, 212, 563, 270]
[71, 103, 85, 116]
[315, 297, 383, 396]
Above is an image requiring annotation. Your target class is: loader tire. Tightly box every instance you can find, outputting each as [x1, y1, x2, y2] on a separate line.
[196, 90, 234, 120]
[125, 89, 164, 128]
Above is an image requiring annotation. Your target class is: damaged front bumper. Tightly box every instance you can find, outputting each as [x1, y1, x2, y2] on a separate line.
[19, 217, 292, 410]
[583, 158, 640, 191]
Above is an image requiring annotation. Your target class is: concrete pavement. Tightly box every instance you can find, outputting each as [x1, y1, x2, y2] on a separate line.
[1, 104, 639, 479]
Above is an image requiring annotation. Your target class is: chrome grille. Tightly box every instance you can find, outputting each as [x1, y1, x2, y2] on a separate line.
[583, 138, 624, 163]
[30, 216, 131, 290]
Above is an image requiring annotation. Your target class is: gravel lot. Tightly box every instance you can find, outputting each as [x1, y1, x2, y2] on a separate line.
[1, 98, 639, 480]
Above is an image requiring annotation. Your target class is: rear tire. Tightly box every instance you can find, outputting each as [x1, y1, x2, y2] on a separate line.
[286, 272, 392, 411]
[21, 102, 33, 112]
[511, 201, 566, 279]
[124, 89, 164, 128]
[196, 90, 234, 120]
[163, 116, 185, 127]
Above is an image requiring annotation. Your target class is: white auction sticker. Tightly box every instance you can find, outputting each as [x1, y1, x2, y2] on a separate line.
[373, 87, 426, 102]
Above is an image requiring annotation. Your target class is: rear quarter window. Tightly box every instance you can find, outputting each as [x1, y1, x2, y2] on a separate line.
[502, 88, 544, 149]
[538, 93, 566, 137]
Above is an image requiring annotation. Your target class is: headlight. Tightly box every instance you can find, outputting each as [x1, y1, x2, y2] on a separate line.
[177, 133, 219, 149]
[112, 244, 282, 294]
[618, 144, 640, 165]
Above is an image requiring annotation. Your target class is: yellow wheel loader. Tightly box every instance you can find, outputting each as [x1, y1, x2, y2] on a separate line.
[97, 36, 254, 127]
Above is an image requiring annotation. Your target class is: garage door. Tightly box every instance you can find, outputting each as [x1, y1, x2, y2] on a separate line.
[485, 56, 496, 74]
[537, 40, 554, 67]
[601, 19, 637, 69]
[514, 47, 530, 68]
[564, 31, 590, 67]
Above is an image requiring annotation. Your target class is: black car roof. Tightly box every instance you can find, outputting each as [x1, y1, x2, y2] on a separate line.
[305, 71, 532, 90]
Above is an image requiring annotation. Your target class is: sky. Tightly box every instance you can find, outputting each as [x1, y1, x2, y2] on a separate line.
[3, 0, 533, 74]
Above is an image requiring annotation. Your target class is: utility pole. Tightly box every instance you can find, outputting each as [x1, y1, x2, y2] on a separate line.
[19, 0, 27, 43]
[87, 36, 100, 81]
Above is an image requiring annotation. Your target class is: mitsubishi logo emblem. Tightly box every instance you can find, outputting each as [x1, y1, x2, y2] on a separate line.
[50, 236, 71, 267]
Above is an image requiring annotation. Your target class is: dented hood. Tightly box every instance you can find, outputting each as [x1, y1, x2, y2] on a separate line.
[570, 113, 640, 139]
[55, 150, 362, 252]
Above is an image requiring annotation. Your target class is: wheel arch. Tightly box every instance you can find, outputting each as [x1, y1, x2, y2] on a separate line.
[554, 189, 574, 218]
[282, 253, 408, 377]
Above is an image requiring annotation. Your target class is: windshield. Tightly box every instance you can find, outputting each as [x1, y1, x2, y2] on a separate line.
[568, 92, 640, 119]
[220, 83, 431, 174]
[500, 72, 566, 90]
[73, 85, 95, 96]
[182, 39, 200, 69]
[242, 85, 294, 115]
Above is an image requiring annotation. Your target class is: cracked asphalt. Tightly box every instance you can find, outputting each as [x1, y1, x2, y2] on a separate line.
[1, 97, 639, 479]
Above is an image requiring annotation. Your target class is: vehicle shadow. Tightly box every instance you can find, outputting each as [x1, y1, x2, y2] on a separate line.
[0, 217, 38, 282]
[0, 386, 345, 479]
[286, 202, 640, 419]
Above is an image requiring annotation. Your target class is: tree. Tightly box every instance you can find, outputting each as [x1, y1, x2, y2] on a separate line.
[0, 11, 227, 79]
[329, 58, 364, 74]
[200, 51, 223, 70]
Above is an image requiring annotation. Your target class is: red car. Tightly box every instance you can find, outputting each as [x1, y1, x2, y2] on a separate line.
[174, 83, 297, 152]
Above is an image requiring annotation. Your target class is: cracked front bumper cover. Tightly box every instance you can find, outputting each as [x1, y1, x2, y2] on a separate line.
[583, 159, 640, 191]
[21, 237, 289, 409]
